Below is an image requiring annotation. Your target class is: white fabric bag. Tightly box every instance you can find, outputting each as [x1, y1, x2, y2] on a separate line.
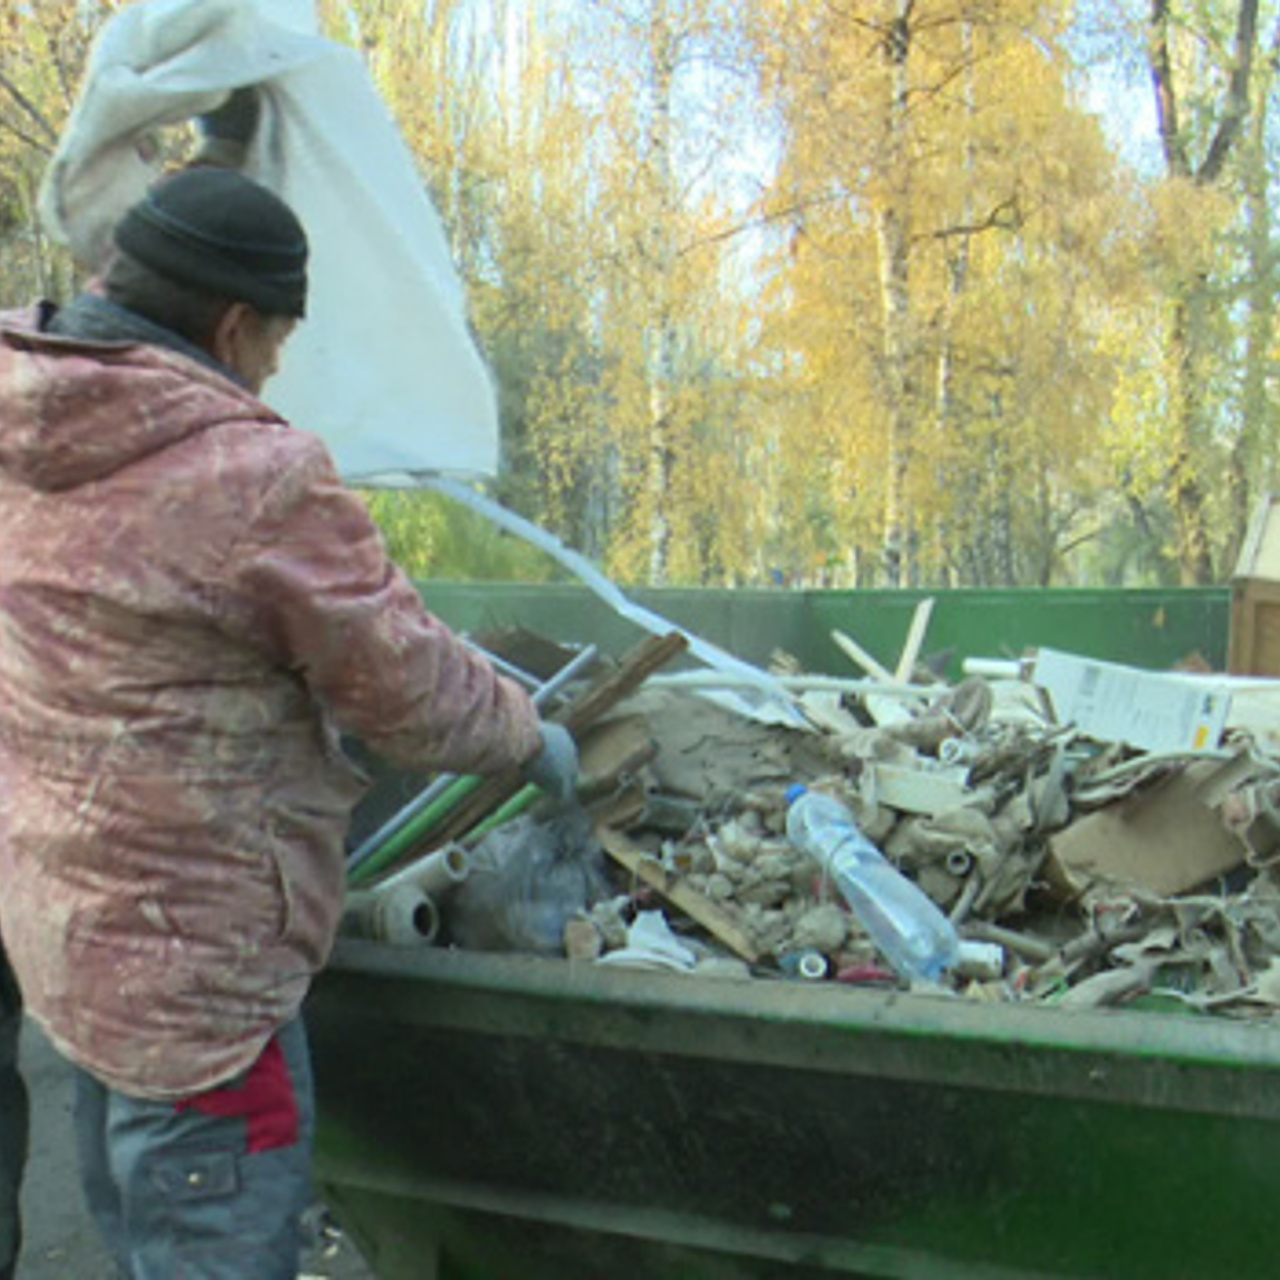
[39, 0, 498, 480]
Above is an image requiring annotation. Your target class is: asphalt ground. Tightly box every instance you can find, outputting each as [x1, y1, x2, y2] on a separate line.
[16, 1019, 375, 1279]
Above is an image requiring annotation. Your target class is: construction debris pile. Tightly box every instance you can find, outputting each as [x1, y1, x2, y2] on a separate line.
[344, 626, 1280, 1021]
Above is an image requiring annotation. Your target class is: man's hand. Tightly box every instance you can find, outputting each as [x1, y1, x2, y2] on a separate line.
[193, 86, 260, 168]
[522, 722, 579, 806]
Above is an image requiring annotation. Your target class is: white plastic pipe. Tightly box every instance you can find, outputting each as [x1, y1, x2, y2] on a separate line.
[961, 658, 1025, 680]
[955, 939, 1006, 981]
[344, 884, 440, 946]
[371, 843, 469, 898]
[649, 671, 930, 698]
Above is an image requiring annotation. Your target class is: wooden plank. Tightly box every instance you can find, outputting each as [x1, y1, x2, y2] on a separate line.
[598, 828, 761, 965]
[895, 596, 935, 683]
[583, 780, 648, 830]
[831, 628, 914, 727]
[830, 628, 895, 683]
[559, 632, 689, 738]
[1231, 579, 1280, 675]
[576, 714, 658, 798]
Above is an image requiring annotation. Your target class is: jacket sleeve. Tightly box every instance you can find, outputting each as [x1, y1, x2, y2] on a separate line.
[214, 429, 542, 776]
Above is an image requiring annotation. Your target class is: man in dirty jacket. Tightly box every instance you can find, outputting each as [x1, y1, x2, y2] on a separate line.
[0, 167, 574, 1279]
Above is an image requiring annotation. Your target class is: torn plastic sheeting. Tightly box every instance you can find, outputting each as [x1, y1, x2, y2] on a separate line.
[595, 910, 699, 973]
[39, 0, 498, 481]
[420, 474, 808, 728]
[447, 809, 610, 955]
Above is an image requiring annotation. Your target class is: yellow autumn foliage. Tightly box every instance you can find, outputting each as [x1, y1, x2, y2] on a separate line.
[0, 0, 1271, 587]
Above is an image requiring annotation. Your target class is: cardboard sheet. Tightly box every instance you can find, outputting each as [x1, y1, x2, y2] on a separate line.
[1033, 648, 1232, 753]
[1046, 758, 1246, 897]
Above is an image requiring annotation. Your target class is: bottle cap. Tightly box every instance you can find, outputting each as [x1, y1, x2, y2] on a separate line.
[784, 783, 808, 806]
[778, 947, 829, 981]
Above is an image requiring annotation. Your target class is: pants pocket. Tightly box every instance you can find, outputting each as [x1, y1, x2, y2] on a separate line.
[147, 1148, 239, 1203]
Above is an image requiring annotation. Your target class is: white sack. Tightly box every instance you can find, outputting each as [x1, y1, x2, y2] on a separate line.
[39, 0, 498, 480]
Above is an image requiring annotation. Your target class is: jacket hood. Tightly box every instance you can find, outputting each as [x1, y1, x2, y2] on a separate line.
[0, 308, 280, 493]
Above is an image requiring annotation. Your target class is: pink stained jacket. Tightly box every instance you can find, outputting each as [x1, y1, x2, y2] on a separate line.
[0, 308, 542, 1099]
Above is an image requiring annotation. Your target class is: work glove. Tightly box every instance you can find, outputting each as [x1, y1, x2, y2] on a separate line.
[193, 86, 260, 167]
[522, 722, 579, 806]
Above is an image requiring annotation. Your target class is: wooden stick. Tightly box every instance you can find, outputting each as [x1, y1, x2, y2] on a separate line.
[895, 597, 935, 683]
[830, 628, 896, 684]
[559, 631, 689, 737]
[599, 828, 761, 964]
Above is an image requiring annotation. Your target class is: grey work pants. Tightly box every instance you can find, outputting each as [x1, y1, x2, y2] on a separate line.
[73, 1017, 314, 1280]
[0, 936, 27, 1280]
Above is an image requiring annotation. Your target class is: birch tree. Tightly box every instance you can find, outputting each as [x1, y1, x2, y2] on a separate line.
[569, 0, 758, 584]
[1145, 0, 1266, 582]
[753, 0, 1127, 585]
[1228, 13, 1280, 566]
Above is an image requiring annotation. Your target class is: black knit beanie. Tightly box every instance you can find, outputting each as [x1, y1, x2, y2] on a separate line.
[114, 168, 308, 319]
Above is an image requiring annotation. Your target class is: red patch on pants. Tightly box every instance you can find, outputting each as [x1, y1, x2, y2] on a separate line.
[175, 1036, 299, 1154]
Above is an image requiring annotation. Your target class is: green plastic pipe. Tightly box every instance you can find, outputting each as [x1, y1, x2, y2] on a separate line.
[347, 773, 484, 888]
[465, 784, 542, 839]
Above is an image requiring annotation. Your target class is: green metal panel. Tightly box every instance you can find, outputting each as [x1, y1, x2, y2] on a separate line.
[413, 582, 815, 672]
[415, 583, 1230, 676]
[310, 944, 1280, 1280]
[804, 588, 1230, 679]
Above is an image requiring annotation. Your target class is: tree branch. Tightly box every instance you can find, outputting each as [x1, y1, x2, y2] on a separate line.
[0, 68, 59, 148]
[927, 195, 1021, 240]
[0, 117, 55, 156]
[1057, 525, 1107, 557]
[674, 191, 851, 257]
[1199, 0, 1259, 183]
[1148, 0, 1189, 177]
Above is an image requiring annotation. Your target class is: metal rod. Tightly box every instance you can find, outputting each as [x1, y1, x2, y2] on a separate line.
[467, 641, 542, 692]
[530, 643, 599, 707]
[346, 774, 460, 876]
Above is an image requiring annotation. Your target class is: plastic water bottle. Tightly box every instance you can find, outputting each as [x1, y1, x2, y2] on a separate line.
[785, 785, 959, 982]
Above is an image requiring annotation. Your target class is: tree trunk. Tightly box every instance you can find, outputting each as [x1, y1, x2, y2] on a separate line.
[931, 18, 975, 583]
[1167, 293, 1215, 584]
[877, 0, 914, 588]
[1147, 0, 1259, 585]
[1229, 30, 1280, 571]
[644, 2, 677, 586]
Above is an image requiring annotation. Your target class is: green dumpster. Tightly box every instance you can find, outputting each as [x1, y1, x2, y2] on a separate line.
[306, 583, 1264, 1280]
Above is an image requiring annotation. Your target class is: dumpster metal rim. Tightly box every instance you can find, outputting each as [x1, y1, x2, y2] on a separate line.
[321, 939, 1280, 1119]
